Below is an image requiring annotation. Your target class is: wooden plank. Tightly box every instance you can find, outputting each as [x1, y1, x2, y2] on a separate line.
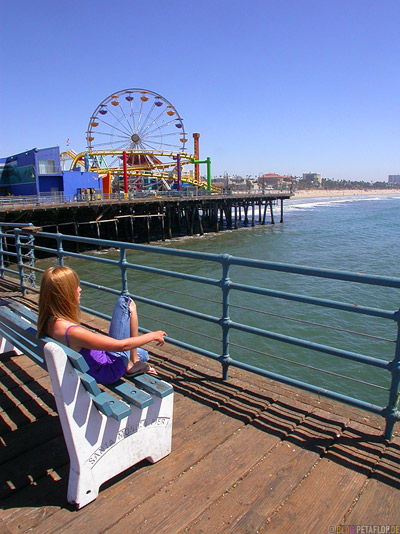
[344, 478, 400, 525]
[172, 394, 213, 435]
[30, 410, 245, 534]
[325, 421, 387, 475]
[0, 414, 61, 464]
[164, 367, 273, 423]
[0, 360, 48, 391]
[257, 421, 390, 532]
[370, 435, 400, 487]
[0, 378, 55, 416]
[0, 396, 57, 435]
[186, 408, 345, 533]
[250, 398, 311, 439]
[0, 518, 13, 534]
[287, 407, 349, 454]
[0, 434, 69, 499]
[104, 423, 281, 534]
[0, 353, 41, 377]
[265, 457, 368, 533]
[0, 464, 69, 533]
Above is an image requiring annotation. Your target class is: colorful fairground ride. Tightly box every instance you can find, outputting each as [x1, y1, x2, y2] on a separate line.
[60, 88, 217, 194]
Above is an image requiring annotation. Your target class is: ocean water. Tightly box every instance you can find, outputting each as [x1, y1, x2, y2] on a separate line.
[39, 193, 400, 407]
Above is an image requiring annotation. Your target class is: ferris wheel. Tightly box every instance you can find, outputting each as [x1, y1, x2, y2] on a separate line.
[85, 88, 188, 171]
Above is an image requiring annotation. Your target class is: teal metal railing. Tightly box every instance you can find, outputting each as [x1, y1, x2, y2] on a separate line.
[1, 224, 400, 439]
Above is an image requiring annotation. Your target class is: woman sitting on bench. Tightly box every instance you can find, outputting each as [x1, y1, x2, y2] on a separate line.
[37, 266, 166, 384]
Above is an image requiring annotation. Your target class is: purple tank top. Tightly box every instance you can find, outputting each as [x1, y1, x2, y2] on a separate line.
[65, 325, 126, 385]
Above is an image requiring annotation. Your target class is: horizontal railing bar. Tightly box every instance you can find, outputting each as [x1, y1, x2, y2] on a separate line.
[80, 284, 221, 325]
[1, 251, 18, 258]
[229, 256, 400, 289]
[230, 302, 396, 342]
[140, 328, 222, 362]
[81, 305, 221, 361]
[33, 247, 122, 266]
[0, 222, 34, 227]
[229, 320, 389, 369]
[35, 231, 225, 263]
[230, 281, 396, 320]
[128, 292, 221, 324]
[139, 311, 222, 342]
[124, 261, 221, 287]
[228, 341, 389, 390]
[1, 267, 19, 276]
[139, 281, 221, 306]
[32, 246, 222, 288]
[80, 284, 121, 299]
[228, 357, 386, 417]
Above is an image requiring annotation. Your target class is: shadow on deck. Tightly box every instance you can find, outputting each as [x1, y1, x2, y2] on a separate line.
[1, 279, 399, 533]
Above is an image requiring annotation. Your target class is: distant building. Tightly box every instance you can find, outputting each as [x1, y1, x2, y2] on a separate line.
[258, 173, 294, 189]
[0, 147, 100, 197]
[388, 174, 400, 184]
[302, 172, 322, 184]
[182, 169, 194, 179]
[212, 175, 250, 191]
[212, 176, 229, 188]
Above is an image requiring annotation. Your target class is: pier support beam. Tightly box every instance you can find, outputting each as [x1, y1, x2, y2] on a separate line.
[262, 201, 267, 225]
[269, 201, 275, 224]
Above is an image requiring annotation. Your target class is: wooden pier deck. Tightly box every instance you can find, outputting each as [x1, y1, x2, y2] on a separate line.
[1, 279, 399, 533]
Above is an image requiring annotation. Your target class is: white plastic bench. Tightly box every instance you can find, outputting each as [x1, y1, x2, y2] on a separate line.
[0, 300, 173, 509]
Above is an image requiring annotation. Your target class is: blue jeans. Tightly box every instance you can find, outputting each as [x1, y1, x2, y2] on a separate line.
[108, 296, 149, 364]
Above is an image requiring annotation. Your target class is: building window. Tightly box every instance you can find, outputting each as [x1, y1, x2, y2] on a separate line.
[39, 160, 56, 174]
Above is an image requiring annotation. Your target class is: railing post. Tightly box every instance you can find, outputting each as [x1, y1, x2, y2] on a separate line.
[23, 230, 36, 288]
[14, 229, 26, 296]
[120, 247, 129, 295]
[384, 309, 400, 440]
[0, 225, 4, 279]
[56, 234, 64, 266]
[219, 254, 231, 380]
[27, 232, 36, 288]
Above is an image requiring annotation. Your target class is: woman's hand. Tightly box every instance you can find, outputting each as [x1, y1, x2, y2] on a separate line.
[152, 330, 167, 346]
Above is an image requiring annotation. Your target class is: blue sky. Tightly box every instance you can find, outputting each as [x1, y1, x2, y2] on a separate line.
[1, 0, 399, 181]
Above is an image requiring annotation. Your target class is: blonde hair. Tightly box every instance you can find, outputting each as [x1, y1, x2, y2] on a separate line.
[37, 266, 81, 337]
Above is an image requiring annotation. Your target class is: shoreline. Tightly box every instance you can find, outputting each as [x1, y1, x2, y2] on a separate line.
[291, 188, 400, 200]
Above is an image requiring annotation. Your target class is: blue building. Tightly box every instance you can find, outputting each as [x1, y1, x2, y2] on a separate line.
[0, 147, 100, 198]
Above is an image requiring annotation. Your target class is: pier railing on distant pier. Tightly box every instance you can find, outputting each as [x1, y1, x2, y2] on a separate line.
[0, 188, 291, 212]
[1, 223, 399, 440]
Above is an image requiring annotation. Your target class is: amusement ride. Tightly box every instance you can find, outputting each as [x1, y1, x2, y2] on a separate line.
[61, 88, 216, 193]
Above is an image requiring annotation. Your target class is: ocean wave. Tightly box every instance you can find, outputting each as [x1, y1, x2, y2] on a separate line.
[285, 194, 397, 211]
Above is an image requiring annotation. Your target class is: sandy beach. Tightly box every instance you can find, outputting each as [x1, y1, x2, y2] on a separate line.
[292, 188, 400, 199]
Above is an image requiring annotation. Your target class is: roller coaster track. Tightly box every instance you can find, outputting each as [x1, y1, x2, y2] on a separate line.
[61, 150, 221, 192]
